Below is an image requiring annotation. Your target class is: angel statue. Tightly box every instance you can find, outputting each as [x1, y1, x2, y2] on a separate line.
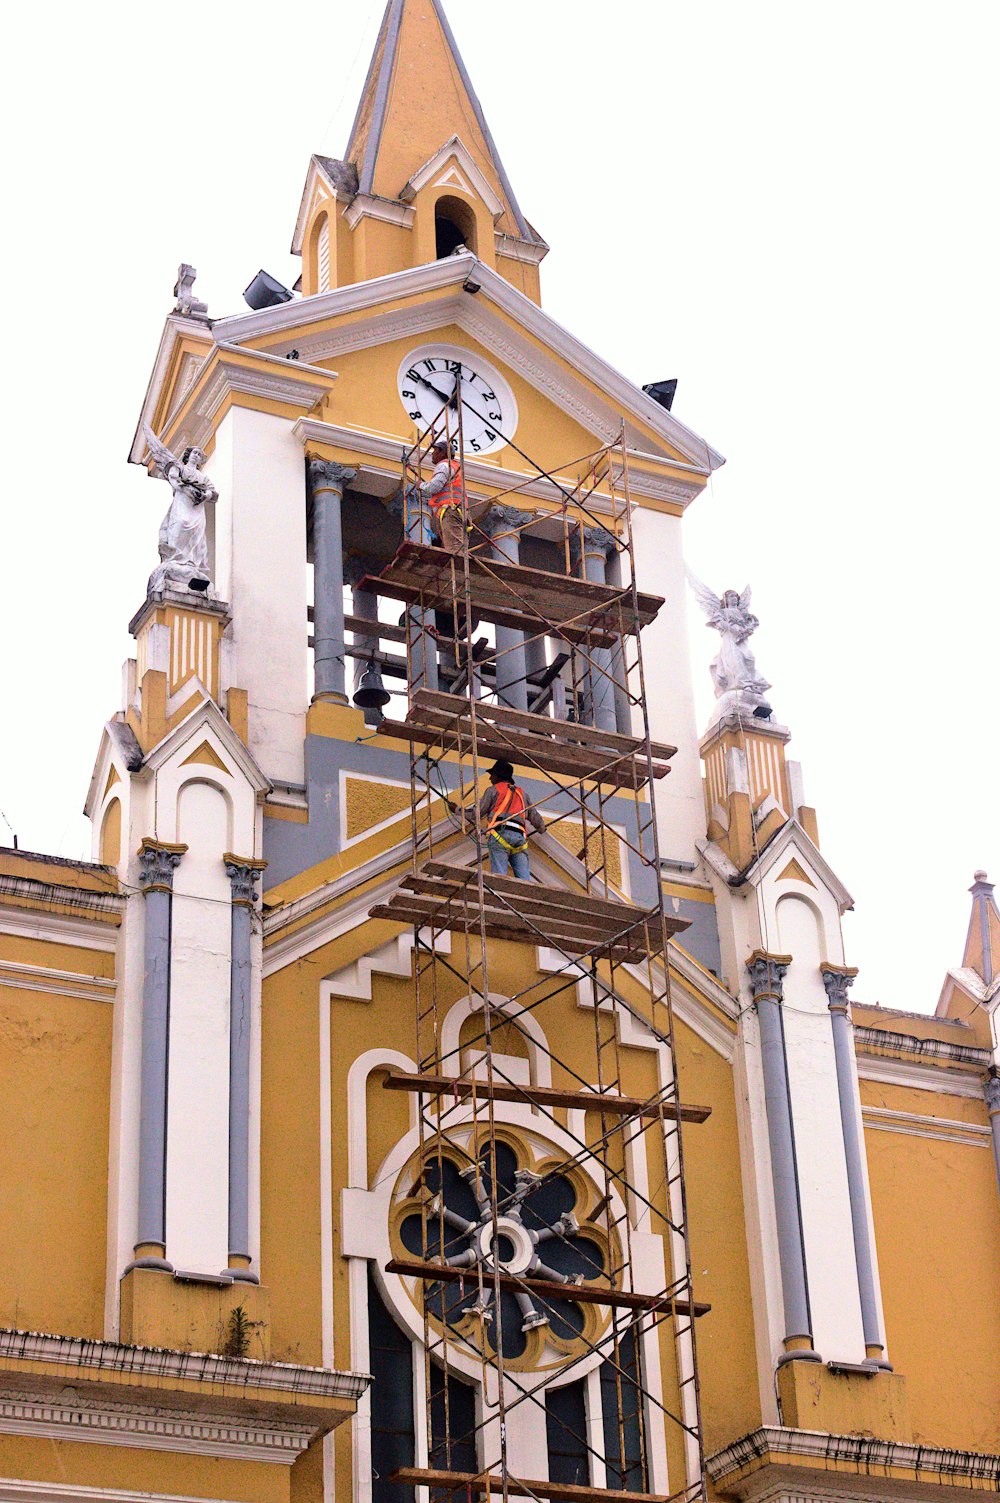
[688, 574, 773, 723]
[142, 422, 217, 596]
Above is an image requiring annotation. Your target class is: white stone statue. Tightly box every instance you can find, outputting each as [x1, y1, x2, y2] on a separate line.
[173, 263, 208, 317]
[688, 574, 773, 722]
[143, 423, 217, 596]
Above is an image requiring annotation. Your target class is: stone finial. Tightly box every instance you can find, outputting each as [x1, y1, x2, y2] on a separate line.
[821, 963, 859, 1014]
[746, 949, 792, 1004]
[308, 459, 356, 494]
[173, 264, 208, 318]
[225, 855, 267, 907]
[985, 1072, 1000, 1115]
[138, 839, 187, 893]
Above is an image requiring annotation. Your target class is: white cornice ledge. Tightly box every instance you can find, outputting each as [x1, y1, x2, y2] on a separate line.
[706, 1424, 1000, 1486]
[0, 1328, 369, 1400]
[0, 876, 123, 920]
[292, 417, 702, 509]
[853, 1024, 991, 1069]
[173, 348, 337, 452]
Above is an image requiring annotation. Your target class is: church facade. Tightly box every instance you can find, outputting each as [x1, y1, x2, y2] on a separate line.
[1, 4, 998, 1503]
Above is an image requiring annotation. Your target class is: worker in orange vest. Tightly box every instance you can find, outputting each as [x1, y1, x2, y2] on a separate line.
[471, 760, 545, 879]
[415, 440, 466, 554]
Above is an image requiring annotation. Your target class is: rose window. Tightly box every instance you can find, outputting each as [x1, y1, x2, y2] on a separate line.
[393, 1134, 615, 1369]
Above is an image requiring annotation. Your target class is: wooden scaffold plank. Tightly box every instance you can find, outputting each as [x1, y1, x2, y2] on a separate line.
[382, 1069, 712, 1124]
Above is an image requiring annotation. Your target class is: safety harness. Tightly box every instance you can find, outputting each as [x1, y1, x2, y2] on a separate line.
[427, 458, 464, 514]
[487, 781, 529, 852]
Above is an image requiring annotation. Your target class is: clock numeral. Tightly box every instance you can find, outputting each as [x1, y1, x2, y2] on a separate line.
[484, 429, 497, 443]
[448, 360, 463, 375]
[488, 411, 502, 423]
[469, 438, 481, 452]
[408, 410, 421, 421]
[482, 388, 496, 401]
[422, 359, 437, 371]
[402, 389, 415, 399]
[406, 368, 421, 383]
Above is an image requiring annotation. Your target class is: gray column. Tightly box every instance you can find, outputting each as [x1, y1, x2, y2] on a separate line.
[128, 839, 186, 1272]
[986, 1072, 1000, 1201]
[603, 549, 634, 736]
[571, 527, 616, 733]
[224, 857, 265, 1283]
[746, 951, 821, 1365]
[524, 632, 547, 715]
[308, 460, 356, 704]
[485, 505, 528, 712]
[387, 489, 439, 698]
[822, 964, 891, 1369]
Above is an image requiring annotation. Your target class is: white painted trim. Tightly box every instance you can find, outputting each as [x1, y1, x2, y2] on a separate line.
[324, 930, 450, 1003]
[862, 1104, 991, 1146]
[129, 314, 213, 464]
[138, 696, 271, 795]
[291, 155, 348, 256]
[172, 349, 337, 454]
[495, 233, 549, 266]
[0, 1481, 248, 1503]
[856, 1054, 987, 1099]
[853, 1022, 990, 1068]
[0, 879, 122, 922]
[401, 137, 505, 219]
[344, 194, 415, 230]
[0, 959, 116, 1003]
[0, 1393, 313, 1464]
[338, 767, 426, 851]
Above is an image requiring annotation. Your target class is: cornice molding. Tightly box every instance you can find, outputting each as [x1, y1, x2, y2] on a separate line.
[861, 1104, 991, 1147]
[495, 232, 549, 266]
[0, 1482, 246, 1503]
[343, 194, 415, 230]
[706, 1424, 1000, 1488]
[293, 415, 698, 511]
[0, 959, 116, 1004]
[0, 1391, 314, 1465]
[856, 1053, 987, 1101]
[0, 905, 119, 954]
[0, 1328, 369, 1400]
[0, 876, 123, 923]
[129, 314, 214, 464]
[171, 346, 337, 454]
[854, 1023, 991, 1069]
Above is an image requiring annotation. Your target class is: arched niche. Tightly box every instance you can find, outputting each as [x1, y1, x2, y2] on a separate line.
[434, 193, 478, 258]
[176, 777, 233, 865]
[309, 209, 332, 294]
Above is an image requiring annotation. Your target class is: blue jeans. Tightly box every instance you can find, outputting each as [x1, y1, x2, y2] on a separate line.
[404, 487, 435, 546]
[488, 831, 529, 879]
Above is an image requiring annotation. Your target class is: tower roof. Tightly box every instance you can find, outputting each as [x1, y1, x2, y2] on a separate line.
[345, 0, 535, 242]
[961, 870, 1000, 986]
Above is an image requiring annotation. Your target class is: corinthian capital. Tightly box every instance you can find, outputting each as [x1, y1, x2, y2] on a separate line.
[308, 459, 357, 495]
[483, 503, 527, 536]
[746, 949, 792, 1005]
[821, 963, 859, 1014]
[225, 854, 267, 907]
[137, 839, 187, 893]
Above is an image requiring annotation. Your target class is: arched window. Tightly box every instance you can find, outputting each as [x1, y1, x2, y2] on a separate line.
[434, 195, 477, 259]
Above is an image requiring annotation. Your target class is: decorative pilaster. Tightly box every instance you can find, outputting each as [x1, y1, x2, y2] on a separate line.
[224, 855, 266, 1283]
[571, 526, 617, 732]
[746, 950, 821, 1365]
[485, 505, 528, 712]
[128, 838, 187, 1271]
[308, 460, 356, 704]
[821, 964, 891, 1369]
[986, 1072, 1000, 1201]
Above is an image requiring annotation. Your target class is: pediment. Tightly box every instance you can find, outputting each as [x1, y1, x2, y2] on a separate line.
[212, 258, 723, 485]
[401, 136, 505, 220]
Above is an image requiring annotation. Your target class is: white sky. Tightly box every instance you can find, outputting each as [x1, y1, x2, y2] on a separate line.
[1, 0, 996, 1013]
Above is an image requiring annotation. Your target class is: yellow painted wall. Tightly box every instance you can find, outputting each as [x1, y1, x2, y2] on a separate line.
[0, 982, 112, 1336]
[0, 1433, 289, 1503]
[864, 1116, 1000, 1450]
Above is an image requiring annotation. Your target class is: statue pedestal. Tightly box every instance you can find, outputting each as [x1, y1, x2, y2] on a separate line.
[127, 591, 233, 754]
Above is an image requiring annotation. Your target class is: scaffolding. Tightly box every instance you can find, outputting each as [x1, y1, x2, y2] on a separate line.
[360, 380, 711, 1503]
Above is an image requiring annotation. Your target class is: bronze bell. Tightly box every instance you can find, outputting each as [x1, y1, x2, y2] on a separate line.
[353, 659, 391, 712]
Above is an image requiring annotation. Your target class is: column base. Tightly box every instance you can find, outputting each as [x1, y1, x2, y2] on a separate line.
[311, 691, 349, 707]
[124, 1241, 173, 1274]
[225, 1253, 260, 1285]
[776, 1346, 822, 1366]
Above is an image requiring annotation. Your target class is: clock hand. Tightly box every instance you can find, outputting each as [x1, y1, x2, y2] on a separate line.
[414, 371, 456, 408]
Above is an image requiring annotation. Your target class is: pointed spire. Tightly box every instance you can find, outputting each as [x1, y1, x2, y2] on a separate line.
[345, 0, 532, 241]
[962, 870, 1000, 985]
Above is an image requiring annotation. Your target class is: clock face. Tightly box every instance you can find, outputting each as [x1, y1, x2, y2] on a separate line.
[397, 344, 517, 457]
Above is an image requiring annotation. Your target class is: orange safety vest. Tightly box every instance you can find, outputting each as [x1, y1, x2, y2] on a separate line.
[427, 458, 464, 513]
[487, 782, 528, 839]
